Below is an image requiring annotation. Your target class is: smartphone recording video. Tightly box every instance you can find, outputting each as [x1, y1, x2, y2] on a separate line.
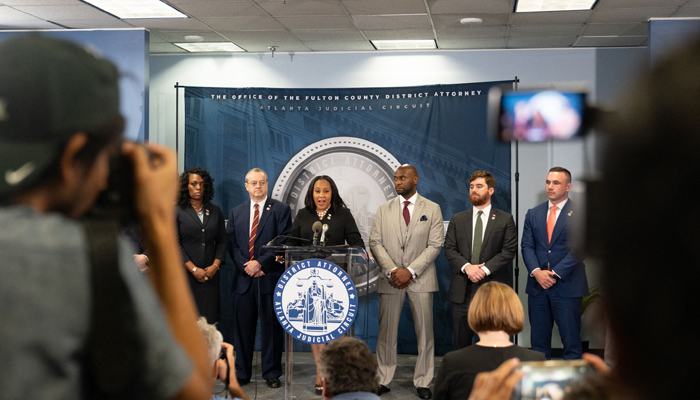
[489, 87, 588, 142]
[512, 360, 593, 400]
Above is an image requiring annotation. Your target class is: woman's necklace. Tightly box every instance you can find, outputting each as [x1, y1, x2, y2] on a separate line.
[316, 209, 328, 219]
[192, 203, 204, 213]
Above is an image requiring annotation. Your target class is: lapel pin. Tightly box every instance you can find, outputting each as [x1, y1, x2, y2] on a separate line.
[568, 211, 573, 216]
[491, 214, 496, 220]
[327, 214, 332, 220]
[206, 209, 210, 216]
[267, 205, 271, 210]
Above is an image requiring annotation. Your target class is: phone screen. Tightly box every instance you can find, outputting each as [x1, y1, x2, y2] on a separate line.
[512, 360, 593, 400]
[498, 90, 586, 142]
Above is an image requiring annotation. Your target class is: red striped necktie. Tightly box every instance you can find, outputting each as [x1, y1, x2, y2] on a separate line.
[249, 203, 259, 260]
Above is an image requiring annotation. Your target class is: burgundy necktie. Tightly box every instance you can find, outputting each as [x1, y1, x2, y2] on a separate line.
[249, 203, 259, 260]
[403, 201, 411, 226]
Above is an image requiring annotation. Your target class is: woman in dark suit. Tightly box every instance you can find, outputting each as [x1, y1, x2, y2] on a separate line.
[177, 167, 228, 323]
[288, 175, 365, 395]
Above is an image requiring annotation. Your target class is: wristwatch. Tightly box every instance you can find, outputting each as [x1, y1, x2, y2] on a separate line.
[192, 267, 198, 273]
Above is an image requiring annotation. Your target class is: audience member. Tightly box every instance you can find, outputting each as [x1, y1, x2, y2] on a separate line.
[0, 34, 211, 399]
[434, 282, 544, 400]
[319, 337, 380, 400]
[196, 318, 249, 400]
[468, 31, 700, 400]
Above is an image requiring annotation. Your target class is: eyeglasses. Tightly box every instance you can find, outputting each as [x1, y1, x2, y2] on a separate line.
[247, 180, 267, 187]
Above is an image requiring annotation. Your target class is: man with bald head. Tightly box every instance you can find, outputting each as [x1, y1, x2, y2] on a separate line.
[370, 165, 444, 399]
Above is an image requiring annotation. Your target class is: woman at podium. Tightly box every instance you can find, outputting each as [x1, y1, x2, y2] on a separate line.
[287, 175, 365, 395]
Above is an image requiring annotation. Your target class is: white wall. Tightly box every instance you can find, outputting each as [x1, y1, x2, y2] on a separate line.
[149, 46, 646, 349]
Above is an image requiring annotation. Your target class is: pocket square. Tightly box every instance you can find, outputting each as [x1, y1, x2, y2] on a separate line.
[420, 215, 428, 221]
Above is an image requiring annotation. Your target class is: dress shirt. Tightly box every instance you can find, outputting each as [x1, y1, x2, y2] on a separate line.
[530, 197, 568, 278]
[249, 196, 267, 234]
[461, 203, 492, 276]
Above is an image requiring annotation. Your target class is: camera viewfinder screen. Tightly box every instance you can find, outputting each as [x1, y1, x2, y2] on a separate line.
[499, 90, 585, 142]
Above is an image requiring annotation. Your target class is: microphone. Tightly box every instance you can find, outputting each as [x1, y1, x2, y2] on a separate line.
[312, 221, 323, 246]
[319, 224, 329, 246]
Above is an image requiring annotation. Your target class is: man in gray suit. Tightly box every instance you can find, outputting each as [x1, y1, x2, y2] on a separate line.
[370, 164, 444, 400]
[444, 171, 517, 350]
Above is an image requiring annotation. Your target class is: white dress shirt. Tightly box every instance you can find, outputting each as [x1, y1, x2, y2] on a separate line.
[249, 196, 267, 234]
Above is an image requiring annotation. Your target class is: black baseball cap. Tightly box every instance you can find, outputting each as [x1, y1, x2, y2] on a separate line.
[0, 34, 122, 195]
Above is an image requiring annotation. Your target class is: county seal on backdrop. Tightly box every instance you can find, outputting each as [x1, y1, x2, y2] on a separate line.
[275, 259, 358, 344]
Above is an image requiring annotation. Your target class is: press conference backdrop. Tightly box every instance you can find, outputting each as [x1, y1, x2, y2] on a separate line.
[184, 81, 512, 355]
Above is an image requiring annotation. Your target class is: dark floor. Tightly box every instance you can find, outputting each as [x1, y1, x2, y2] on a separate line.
[223, 352, 443, 400]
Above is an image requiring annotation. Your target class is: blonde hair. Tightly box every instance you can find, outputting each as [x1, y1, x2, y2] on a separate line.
[196, 317, 223, 366]
[468, 282, 524, 335]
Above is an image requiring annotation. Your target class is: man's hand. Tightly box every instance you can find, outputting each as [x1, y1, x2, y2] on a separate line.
[465, 264, 486, 283]
[391, 268, 412, 289]
[123, 142, 179, 230]
[469, 358, 523, 400]
[133, 254, 149, 273]
[253, 270, 266, 278]
[533, 269, 557, 289]
[244, 260, 262, 277]
[583, 353, 610, 374]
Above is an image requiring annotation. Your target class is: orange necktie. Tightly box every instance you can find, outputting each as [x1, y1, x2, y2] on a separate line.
[547, 205, 558, 244]
[249, 204, 259, 260]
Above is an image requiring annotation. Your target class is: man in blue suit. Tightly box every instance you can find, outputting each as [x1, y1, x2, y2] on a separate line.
[227, 168, 292, 388]
[522, 167, 588, 360]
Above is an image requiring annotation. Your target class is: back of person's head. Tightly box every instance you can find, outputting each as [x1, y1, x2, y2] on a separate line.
[0, 34, 123, 203]
[468, 281, 524, 336]
[319, 337, 378, 397]
[599, 36, 700, 399]
[196, 317, 223, 366]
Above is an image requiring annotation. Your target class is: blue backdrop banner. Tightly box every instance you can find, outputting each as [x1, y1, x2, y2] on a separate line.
[185, 81, 512, 356]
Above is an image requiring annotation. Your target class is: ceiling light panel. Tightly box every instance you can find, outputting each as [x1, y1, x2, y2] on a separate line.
[174, 42, 245, 52]
[371, 39, 437, 50]
[516, 0, 597, 13]
[82, 0, 187, 19]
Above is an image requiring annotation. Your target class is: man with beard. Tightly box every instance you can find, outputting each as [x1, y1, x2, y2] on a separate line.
[521, 167, 588, 360]
[370, 164, 444, 400]
[444, 171, 517, 350]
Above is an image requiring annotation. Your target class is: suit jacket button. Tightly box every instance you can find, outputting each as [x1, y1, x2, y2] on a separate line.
[202, 243, 206, 246]
[548, 250, 551, 253]
[202, 229, 205, 232]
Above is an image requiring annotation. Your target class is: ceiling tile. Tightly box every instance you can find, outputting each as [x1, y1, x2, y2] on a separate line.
[200, 16, 283, 31]
[438, 37, 506, 49]
[276, 16, 355, 30]
[124, 18, 210, 30]
[510, 10, 594, 24]
[304, 40, 374, 51]
[574, 35, 647, 47]
[510, 24, 584, 37]
[362, 28, 435, 40]
[166, 0, 251, 3]
[11, 4, 114, 19]
[0, 0, 81, 5]
[431, 13, 509, 27]
[217, 30, 311, 52]
[291, 29, 365, 41]
[150, 42, 188, 53]
[352, 14, 431, 29]
[342, 0, 427, 15]
[54, 19, 134, 28]
[672, 7, 700, 17]
[174, 2, 268, 18]
[581, 22, 647, 36]
[507, 36, 577, 48]
[589, 8, 678, 23]
[436, 25, 507, 39]
[149, 30, 228, 42]
[0, 19, 62, 28]
[686, 0, 700, 6]
[595, 0, 686, 9]
[258, 1, 346, 17]
[0, 5, 40, 19]
[149, 35, 166, 43]
[428, 0, 512, 15]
